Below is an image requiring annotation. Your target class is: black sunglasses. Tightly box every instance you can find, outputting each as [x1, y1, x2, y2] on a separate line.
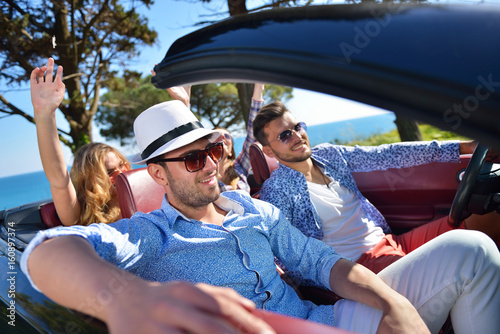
[268, 122, 307, 144]
[153, 142, 224, 172]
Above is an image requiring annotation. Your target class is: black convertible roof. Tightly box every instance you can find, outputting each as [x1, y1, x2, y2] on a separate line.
[152, 3, 500, 147]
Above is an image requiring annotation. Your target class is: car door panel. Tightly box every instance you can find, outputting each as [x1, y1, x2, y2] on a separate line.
[353, 156, 471, 230]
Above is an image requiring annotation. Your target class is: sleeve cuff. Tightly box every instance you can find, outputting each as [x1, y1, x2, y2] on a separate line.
[440, 140, 461, 162]
[318, 254, 345, 291]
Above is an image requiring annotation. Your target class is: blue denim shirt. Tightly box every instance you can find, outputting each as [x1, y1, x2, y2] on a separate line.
[260, 141, 460, 240]
[21, 191, 342, 326]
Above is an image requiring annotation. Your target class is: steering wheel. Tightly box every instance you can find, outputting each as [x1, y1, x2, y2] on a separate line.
[448, 143, 490, 227]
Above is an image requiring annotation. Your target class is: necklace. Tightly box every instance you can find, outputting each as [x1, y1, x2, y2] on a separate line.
[315, 164, 330, 187]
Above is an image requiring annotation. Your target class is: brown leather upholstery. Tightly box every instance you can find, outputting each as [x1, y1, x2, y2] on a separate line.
[115, 167, 166, 219]
[249, 143, 279, 185]
[40, 201, 63, 228]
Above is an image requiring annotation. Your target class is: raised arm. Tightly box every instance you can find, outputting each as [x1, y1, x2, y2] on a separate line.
[329, 259, 430, 334]
[234, 83, 265, 176]
[26, 236, 275, 334]
[151, 67, 192, 107]
[253, 82, 264, 101]
[31, 58, 80, 226]
[166, 85, 192, 107]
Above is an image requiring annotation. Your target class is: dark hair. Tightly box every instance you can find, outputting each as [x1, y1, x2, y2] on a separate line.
[253, 101, 289, 145]
[146, 156, 165, 166]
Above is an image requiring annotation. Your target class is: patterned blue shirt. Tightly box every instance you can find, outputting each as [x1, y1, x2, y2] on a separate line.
[21, 191, 343, 326]
[260, 140, 460, 241]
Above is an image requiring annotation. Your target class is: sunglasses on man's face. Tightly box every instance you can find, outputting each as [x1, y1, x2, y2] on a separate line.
[154, 142, 224, 173]
[268, 122, 307, 145]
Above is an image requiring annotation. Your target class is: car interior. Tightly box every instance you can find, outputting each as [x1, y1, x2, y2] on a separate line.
[2, 141, 478, 247]
[3, 4, 500, 332]
[2, 98, 498, 334]
[249, 142, 473, 233]
[27, 146, 471, 232]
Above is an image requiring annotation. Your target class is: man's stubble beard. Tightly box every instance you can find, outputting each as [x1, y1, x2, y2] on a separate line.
[165, 168, 220, 209]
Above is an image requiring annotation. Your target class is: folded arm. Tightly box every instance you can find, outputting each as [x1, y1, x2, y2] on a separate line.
[329, 259, 430, 334]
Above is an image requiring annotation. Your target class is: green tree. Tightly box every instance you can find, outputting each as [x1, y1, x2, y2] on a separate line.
[190, 83, 293, 134]
[96, 73, 170, 145]
[96, 73, 293, 143]
[0, 0, 157, 152]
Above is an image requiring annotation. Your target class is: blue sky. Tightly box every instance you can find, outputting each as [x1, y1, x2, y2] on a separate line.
[0, 0, 216, 177]
[0, 0, 405, 178]
[2, 0, 499, 178]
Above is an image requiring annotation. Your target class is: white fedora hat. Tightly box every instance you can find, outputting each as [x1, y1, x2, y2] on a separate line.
[130, 100, 220, 164]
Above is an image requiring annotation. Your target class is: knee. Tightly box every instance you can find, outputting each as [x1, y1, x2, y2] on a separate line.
[440, 230, 499, 264]
[440, 229, 491, 246]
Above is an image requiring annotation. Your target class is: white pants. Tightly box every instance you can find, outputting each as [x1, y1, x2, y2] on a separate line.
[333, 230, 500, 334]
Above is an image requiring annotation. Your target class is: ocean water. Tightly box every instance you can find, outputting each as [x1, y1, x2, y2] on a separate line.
[0, 113, 396, 211]
[0, 170, 53, 210]
[233, 112, 396, 152]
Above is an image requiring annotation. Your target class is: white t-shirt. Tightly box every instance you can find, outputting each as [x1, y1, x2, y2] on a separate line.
[307, 178, 384, 261]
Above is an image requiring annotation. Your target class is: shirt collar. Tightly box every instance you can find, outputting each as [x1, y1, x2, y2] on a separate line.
[160, 192, 245, 227]
[214, 193, 245, 215]
[277, 154, 327, 175]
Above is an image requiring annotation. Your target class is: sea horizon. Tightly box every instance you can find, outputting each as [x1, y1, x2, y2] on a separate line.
[0, 113, 396, 210]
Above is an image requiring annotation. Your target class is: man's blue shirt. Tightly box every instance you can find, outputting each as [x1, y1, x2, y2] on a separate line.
[21, 190, 343, 326]
[260, 140, 460, 240]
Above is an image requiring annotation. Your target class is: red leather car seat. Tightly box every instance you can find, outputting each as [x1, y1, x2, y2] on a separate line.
[249, 143, 279, 185]
[40, 202, 63, 228]
[115, 167, 166, 219]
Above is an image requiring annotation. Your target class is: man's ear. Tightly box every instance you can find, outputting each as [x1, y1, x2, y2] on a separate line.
[262, 145, 276, 158]
[147, 163, 168, 187]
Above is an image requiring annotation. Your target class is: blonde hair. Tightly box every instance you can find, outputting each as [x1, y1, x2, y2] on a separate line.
[70, 143, 130, 225]
[222, 161, 240, 190]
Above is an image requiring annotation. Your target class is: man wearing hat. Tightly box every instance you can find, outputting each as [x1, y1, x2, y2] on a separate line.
[21, 100, 500, 334]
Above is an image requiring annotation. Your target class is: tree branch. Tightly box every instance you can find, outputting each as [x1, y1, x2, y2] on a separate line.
[80, 0, 111, 63]
[4, 0, 54, 34]
[0, 94, 35, 124]
[195, 0, 306, 23]
[0, 93, 71, 138]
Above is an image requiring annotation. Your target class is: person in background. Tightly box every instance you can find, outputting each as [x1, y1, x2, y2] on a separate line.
[31, 58, 131, 226]
[253, 100, 500, 274]
[167, 83, 265, 193]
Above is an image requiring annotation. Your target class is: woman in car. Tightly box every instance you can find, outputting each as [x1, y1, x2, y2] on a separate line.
[166, 83, 265, 193]
[32, 58, 131, 226]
